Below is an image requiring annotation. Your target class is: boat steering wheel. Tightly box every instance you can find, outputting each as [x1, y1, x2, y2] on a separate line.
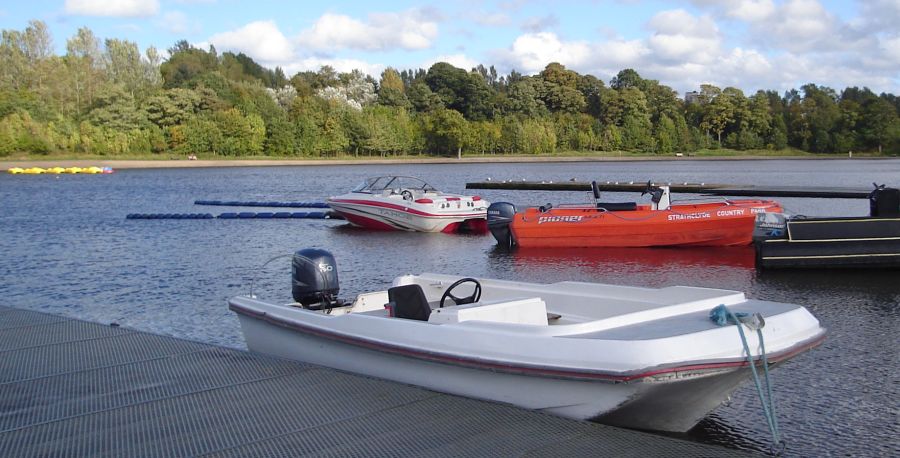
[439, 278, 482, 308]
[401, 189, 413, 201]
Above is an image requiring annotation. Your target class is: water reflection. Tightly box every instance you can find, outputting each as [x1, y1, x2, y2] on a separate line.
[488, 245, 757, 289]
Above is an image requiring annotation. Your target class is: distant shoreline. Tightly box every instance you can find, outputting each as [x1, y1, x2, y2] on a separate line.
[0, 154, 878, 170]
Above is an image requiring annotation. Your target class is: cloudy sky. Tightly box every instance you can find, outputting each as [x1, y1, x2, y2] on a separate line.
[4, 0, 899, 96]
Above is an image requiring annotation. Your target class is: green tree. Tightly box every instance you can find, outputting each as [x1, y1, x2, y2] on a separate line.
[88, 84, 147, 131]
[377, 67, 409, 108]
[145, 88, 201, 127]
[421, 107, 470, 157]
[537, 63, 585, 114]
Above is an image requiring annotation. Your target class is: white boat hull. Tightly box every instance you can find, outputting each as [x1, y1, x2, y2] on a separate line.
[327, 199, 485, 233]
[231, 273, 824, 432]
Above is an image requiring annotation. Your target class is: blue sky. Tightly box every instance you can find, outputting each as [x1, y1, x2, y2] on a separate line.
[3, 1, 898, 96]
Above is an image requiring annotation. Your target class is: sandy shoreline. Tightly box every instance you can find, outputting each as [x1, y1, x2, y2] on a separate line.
[1, 154, 868, 170]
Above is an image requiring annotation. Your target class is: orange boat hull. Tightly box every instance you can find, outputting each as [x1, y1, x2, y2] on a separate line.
[510, 201, 782, 248]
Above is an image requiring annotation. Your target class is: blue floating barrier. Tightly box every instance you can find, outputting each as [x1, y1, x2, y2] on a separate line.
[306, 212, 326, 219]
[238, 212, 256, 218]
[218, 212, 238, 219]
[255, 212, 274, 218]
[291, 212, 309, 218]
[274, 212, 292, 218]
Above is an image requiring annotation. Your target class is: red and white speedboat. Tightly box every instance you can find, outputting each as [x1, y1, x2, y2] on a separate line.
[327, 176, 490, 233]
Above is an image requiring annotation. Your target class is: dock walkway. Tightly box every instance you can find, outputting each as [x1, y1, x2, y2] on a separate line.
[0, 306, 750, 457]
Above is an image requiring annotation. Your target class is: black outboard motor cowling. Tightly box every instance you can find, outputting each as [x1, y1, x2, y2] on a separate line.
[487, 202, 517, 248]
[291, 248, 340, 309]
[869, 185, 900, 217]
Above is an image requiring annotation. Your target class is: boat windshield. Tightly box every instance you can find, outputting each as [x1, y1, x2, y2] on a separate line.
[351, 176, 437, 193]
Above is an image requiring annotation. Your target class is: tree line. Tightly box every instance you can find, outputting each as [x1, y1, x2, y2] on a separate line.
[1, 20, 898, 158]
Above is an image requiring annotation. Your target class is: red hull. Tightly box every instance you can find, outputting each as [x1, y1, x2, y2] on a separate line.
[511, 200, 782, 248]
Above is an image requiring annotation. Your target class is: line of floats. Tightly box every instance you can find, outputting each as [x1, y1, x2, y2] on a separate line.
[7, 166, 114, 174]
[126, 211, 340, 220]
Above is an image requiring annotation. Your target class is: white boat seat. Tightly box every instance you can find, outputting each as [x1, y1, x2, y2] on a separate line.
[428, 297, 549, 325]
[386, 284, 431, 321]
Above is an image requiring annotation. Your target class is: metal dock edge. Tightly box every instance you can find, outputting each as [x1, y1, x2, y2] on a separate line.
[0, 306, 751, 457]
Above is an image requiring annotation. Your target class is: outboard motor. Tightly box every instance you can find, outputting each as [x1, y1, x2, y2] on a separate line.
[291, 248, 341, 310]
[487, 202, 517, 248]
[869, 184, 900, 217]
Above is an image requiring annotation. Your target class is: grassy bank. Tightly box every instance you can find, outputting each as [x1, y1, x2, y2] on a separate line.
[1, 148, 888, 170]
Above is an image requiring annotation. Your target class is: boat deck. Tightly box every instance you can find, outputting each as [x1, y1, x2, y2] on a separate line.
[0, 305, 751, 457]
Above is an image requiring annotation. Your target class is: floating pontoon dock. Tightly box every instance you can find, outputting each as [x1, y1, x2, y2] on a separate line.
[0, 306, 750, 457]
[467, 180, 875, 198]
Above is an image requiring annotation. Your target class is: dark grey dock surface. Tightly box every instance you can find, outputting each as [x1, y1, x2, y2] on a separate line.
[0, 306, 750, 457]
[467, 180, 876, 198]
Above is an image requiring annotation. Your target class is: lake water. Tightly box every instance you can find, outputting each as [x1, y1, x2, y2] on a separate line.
[1, 159, 898, 456]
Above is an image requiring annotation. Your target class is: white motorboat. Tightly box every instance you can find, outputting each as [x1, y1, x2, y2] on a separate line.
[230, 249, 825, 433]
[326, 176, 490, 233]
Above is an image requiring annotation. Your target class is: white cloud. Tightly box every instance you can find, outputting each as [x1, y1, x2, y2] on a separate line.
[296, 10, 438, 52]
[423, 54, 480, 71]
[648, 9, 718, 38]
[472, 12, 511, 27]
[520, 14, 558, 33]
[879, 36, 900, 67]
[65, 0, 159, 17]
[590, 39, 650, 70]
[646, 10, 721, 64]
[208, 21, 294, 63]
[157, 11, 192, 35]
[857, 0, 900, 32]
[691, 0, 775, 22]
[728, 0, 776, 21]
[768, 0, 834, 51]
[497, 32, 592, 73]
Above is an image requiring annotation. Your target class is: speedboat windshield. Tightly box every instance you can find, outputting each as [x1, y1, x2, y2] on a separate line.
[351, 176, 437, 193]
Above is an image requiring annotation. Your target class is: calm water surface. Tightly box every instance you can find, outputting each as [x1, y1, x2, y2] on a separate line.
[1, 159, 898, 456]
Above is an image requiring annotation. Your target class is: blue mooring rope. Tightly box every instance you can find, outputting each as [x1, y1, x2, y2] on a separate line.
[710, 304, 784, 455]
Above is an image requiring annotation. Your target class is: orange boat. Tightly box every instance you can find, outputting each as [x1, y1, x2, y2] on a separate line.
[488, 182, 784, 248]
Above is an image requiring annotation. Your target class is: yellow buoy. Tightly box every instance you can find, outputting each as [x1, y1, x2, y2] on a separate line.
[7, 167, 24, 174]
[22, 167, 46, 174]
[47, 166, 66, 174]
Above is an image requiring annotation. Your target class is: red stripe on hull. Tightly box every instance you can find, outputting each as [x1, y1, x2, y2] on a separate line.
[340, 212, 400, 231]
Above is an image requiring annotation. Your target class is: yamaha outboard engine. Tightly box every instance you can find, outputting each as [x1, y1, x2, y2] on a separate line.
[869, 184, 900, 217]
[487, 202, 517, 248]
[291, 248, 341, 310]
